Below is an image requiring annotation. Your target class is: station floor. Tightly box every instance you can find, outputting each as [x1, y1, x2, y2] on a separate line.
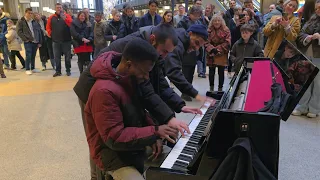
[0, 57, 319, 180]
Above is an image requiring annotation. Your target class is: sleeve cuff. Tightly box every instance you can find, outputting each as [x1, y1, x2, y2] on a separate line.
[303, 37, 311, 46]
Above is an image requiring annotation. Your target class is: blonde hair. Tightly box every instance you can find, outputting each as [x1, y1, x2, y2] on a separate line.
[6, 19, 14, 26]
[208, 14, 228, 30]
[283, 0, 299, 12]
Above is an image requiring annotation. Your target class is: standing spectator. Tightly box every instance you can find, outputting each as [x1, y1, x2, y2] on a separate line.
[264, 0, 284, 26]
[223, 0, 236, 29]
[173, 5, 186, 27]
[105, 10, 122, 43]
[263, 4, 276, 47]
[71, 11, 94, 74]
[204, 4, 215, 26]
[161, 11, 173, 26]
[139, 0, 162, 27]
[205, 14, 231, 92]
[230, 24, 264, 74]
[263, 0, 300, 58]
[293, 0, 320, 118]
[93, 12, 107, 58]
[118, 5, 139, 39]
[34, 12, 54, 71]
[83, 8, 95, 25]
[301, 0, 316, 25]
[177, 6, 202, 30]
[0, 58, 5, 78]
[243, 0, 263, 27]
[0, 8, 10, 69]
[47, 3, 73, 77]
[16, 8, 42, 75]
[264, 4, 276, 26]
[5, 19, 25, 70]
[243, 8, 259, 40]
[67, 9, 75, 19]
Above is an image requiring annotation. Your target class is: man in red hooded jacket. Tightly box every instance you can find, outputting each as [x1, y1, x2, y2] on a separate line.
[85, 39, 178, 179]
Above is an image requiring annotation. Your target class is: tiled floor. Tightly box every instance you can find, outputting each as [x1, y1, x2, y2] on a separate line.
[0, 56, 319, 180]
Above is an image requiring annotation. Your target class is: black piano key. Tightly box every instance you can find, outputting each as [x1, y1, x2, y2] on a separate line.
[171, 164, 187, 172]
[186, 141, 198, 147]
[173, 160, 189, 168]
[178, 154, 193, 162]
[189, 136, 201, 142]
[181, 148, 196, 156]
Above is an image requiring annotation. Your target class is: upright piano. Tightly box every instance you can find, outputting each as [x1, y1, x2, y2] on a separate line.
[146, 40, 319, 179]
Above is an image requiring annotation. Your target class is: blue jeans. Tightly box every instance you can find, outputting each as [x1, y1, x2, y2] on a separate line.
[24, 42, 38, 70]
[0, 44, 10, 67]
[197, 47, 206, 75]
[53, 41, 71, 73]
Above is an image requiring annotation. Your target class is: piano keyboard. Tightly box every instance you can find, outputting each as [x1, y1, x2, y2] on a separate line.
[160, 100, 219, 172]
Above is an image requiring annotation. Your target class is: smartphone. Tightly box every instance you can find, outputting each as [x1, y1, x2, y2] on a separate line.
[282, 12, 288, 19]
[239, 14, 245, 19]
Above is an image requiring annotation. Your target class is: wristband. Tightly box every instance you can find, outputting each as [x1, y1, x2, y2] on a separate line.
[155, 125, 159, 131]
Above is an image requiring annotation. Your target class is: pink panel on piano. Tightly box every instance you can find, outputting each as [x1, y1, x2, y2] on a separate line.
[244, 61, 273, 112]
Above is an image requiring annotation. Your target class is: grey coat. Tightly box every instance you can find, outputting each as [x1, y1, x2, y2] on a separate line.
[16, 17, 42, 44]
[230, 37, 264, 73]
[297, 16, 320, 58]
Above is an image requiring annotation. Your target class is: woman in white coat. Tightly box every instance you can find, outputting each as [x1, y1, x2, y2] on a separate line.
[5, 19, 25, 70]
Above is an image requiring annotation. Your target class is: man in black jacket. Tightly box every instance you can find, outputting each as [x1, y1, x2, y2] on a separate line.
[74, 23, 201, 137]
[165, 25, 207, 102]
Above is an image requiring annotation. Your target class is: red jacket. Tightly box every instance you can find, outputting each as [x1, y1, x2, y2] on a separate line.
[84, 51, 158, 172]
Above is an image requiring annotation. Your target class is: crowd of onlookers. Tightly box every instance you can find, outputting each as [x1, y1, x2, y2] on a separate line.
[0, 0, 319, 118]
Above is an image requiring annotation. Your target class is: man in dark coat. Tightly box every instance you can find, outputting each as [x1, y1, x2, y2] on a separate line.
[139, 0, 162, 27]
[74, 24, 200, 142]
[165, 25, 208, 101]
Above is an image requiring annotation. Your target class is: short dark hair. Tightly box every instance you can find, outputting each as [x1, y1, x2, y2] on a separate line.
[149, 0, 159, 6]
[123, 39, 159, 63]
[124, 4, 134, 11]
[94, 12, 103, 17]
[189, 6, 203, 16]
[153, 23, 178, 46]
[193, 0, 202, 4]
[240, 24, 255, 33]
[56, 3, 62, 6]
[244, 0, 253, 3]
[25, 8, 32, 13]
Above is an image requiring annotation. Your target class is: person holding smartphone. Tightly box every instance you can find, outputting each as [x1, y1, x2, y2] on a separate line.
[263, 0, 301, 58]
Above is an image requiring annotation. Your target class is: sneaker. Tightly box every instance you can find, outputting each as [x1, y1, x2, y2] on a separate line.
[4, 66, 9, 69]
[292, 110, 302, 116]
[218, 87, 223, 91]
[25, 70, 32, 75]
[42, 65, 46, 71]
[66, 72, 71, 76]
[181, 94, 192, 102]
[10, 67, 17, 70]
[198, 74, 206, 78]
[1, 74, 6, 78]
[32, 69, 40, 73]
[307, 113, 317, 118]
[210, 86, 214, 92]
[21, 67, 25, 70]
[53, 72, 62, 77]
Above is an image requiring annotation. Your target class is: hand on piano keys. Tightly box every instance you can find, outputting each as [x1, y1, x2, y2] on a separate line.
[156, 124, 179, 143]
[181, 106, 203, 115]
[168, 117, 191, 137]
[195, 94, 216, 106]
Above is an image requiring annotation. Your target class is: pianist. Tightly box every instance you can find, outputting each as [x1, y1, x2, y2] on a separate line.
[85, 40, 179, 180]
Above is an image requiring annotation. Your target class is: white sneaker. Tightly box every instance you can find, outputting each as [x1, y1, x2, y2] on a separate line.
[292, 110, 302, 116]
[41, 66, 46, 71]
[307, 113, 317, 118]
[32, 69, 40, 73]
[25, 70, 32, 75]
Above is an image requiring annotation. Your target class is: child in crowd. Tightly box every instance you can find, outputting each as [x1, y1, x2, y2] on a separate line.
[230, 24, 264, 74]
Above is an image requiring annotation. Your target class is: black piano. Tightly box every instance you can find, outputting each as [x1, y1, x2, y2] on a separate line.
[146, 40, 319, 179]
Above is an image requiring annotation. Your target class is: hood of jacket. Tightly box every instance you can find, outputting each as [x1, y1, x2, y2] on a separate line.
[175, 28, 190, 51]
[91, 51, 134, 90]
[139, 26, 154, 42]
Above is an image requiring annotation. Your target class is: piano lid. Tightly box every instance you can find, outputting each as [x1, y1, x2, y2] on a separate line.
[273, 39, 319, 121]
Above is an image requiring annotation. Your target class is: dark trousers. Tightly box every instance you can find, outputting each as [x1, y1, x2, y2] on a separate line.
[10, 50, 25, 69]
[227, 57, 233, 72]
[24, 42, 38, 70]
[182, 65, 196, 84]
[0, 59, 4, 75]
[0, 44, 10, 67]
[53, 41, 71, 73]
[209, 65, 225, 88]
[77, 52, 91, 73]
[78, 98, 98, 180]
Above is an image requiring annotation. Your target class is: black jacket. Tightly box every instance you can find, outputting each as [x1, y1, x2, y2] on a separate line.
[105, 20, 122, 42]
[164, 28, 199, 98]
[211, 138, 277, 180]
[73, 26, 185, 124]
[118, 16, 140, 39]
[70, 18, 94, 47]
[47, 13, 72, 42]
[16, 17, 43, 44]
